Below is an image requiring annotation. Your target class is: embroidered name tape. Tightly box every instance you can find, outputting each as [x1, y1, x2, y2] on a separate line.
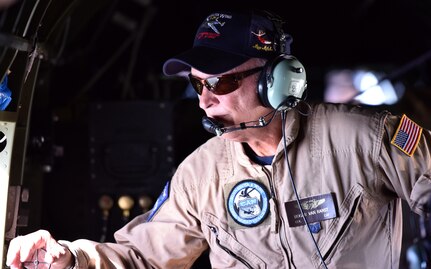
[391, 114, 423, 157]
[285, 193, 338, 227]
[227, 180, 270, 227]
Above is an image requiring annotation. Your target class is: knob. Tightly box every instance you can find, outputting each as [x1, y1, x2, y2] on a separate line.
[138, 195, 153, 213]
[118, 195, 134, 219]
[98, 195, 114, 219]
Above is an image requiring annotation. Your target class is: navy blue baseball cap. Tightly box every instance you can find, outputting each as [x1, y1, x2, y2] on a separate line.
[162, 10, 293, 76]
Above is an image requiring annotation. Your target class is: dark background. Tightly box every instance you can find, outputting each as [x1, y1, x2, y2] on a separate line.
[1, 0, 431, 267]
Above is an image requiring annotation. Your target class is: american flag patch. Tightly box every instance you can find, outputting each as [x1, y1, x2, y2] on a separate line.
[391, 114, 423, 156]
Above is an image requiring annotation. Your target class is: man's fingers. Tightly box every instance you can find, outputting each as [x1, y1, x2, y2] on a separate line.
[5, 236, 23, 267]
[19, 230, 50, 262]
[46, 240, 67, 260]
[6, 230, 58, 266]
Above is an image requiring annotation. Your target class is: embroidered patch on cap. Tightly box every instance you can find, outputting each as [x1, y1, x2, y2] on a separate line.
[391, 114, 423, 157]
[227, 180, 269, 227]
[147, 181, 170, 221]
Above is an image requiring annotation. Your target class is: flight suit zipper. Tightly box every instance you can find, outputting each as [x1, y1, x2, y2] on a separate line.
[261, 166, 279, 233]
[208, 225, 254, 269]
[262, 166, 292, 268]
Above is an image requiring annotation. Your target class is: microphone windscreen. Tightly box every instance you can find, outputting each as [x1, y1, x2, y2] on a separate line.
[201, 116, 224, 135]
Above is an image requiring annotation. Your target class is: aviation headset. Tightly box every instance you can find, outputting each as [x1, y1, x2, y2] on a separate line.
[256, 11, 308, 110]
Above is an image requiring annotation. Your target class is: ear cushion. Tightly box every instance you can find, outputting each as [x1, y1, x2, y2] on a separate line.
[257, 57, 275, 108]
[257, 54, 307, 109]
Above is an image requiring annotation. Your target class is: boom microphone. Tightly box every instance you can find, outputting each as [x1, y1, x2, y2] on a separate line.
[202, 116, 227, 136]
[202, 116, 252, 136]
[201, 96, 303, 136]
[202, 110, 277, 136]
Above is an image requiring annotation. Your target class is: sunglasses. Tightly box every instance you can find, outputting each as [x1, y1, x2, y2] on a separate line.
[188, 66, 264, 95]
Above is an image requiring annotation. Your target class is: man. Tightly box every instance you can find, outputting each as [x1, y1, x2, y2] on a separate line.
[6, 9, 431, 269]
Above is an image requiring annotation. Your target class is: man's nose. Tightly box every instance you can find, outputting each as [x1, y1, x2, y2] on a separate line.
[198, 87, 218, 110]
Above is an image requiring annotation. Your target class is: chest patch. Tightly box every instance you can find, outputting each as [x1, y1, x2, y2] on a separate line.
[391, 114, 423, 157]
[285, 193, 338, 227]
[227, 180, 270, 227]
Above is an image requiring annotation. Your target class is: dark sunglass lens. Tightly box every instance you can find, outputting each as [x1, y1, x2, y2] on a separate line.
[189, 75, 203, 95]
[205, 77, 219, 92]
[214, 77, 239, 95]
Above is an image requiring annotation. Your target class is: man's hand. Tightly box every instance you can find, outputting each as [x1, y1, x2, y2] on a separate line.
[6, 230, 74, 269]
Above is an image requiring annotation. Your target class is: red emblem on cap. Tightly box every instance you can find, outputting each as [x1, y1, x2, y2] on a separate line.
[252, 29, 272, 45]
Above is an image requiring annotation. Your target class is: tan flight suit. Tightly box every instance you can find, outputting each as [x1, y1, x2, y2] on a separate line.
[61, 103, 431, 269]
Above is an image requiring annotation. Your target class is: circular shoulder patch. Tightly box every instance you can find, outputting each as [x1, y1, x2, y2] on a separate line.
[227, 180, 270, 227]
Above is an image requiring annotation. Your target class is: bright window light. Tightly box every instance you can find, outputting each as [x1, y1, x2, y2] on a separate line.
[324, 68, 404, 106]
